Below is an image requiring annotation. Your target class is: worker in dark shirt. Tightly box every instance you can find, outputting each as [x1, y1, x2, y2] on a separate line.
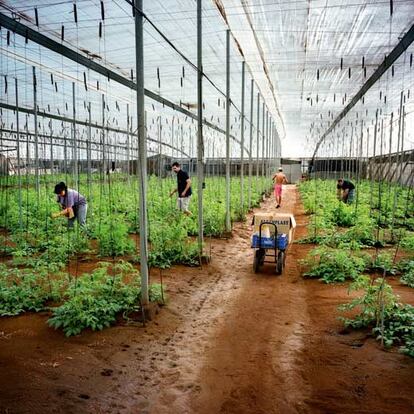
[170, 162, 192, 215]
[337, 178, 355, 204]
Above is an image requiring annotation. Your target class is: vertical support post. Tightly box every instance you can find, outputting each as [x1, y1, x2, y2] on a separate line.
[32, 66, 40, 199]
[265, 111, 269, 181]
[225, 29, 231, 233]
[261, 103, 265, 191]
[87, 102, 92, 197]
[197, 0, 204, 256]
[134, 0, 149, 306]
[248, 79, 254, 209]
[256, 93, 260, 187]
[72, 82, 78, 183]
[157, 116, 162, 178]
[240, 61, 245, 212]
[102, 94, 106, 176]
[49, 120, 54, 177]
[127, 103, 131, 184]
[15, 78, 23, 231]
[270, 120, 274, 177]
[387, 112, 394, 181]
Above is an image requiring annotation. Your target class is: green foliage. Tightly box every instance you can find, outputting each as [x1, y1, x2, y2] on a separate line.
[369, 252, 397, 274]
[339, 276, 397, 328]
[48, 261, 143, 336]
[298, 179, 413, 249]
[400, 233, 414, 250]
[0, 174, 270, 269]
[97, 218, 135, 257]
[339, 276, 414, 357]
[399, 260, 414, 288]
[0, 264, 64, 316]
[374, 305, 414, 357]
[331, 202, 356, 227]
[302, 246, 366, 283]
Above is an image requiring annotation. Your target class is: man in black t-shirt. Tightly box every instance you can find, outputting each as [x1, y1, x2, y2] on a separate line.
[337, 178, 355, 204]
[170, 162, 192, 215]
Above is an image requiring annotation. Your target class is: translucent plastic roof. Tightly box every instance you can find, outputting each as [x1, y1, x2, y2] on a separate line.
[1, 0, 414, 159]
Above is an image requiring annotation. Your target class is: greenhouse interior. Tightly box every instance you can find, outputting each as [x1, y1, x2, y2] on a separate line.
[0, 0, 413, 413]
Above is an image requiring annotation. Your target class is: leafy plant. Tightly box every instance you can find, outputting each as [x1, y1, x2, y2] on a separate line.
[0, 264, 64, 316]
[48, 261, 141, 336]
[339, 276, 397, 328]
[399, 260, 414, 288]
[368, 252, 397, 275]
[339, 276, 414, 357]
[331, 202, 356, 227]
[97, 219, 135, 257]
[400, 233, 414, 251]
[302, 246, 366, 283]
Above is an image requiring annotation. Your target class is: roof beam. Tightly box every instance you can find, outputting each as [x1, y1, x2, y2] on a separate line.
[0, 103, 190, 158]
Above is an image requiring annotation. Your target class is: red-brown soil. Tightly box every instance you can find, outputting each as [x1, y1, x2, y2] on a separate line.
[0, 185, 413, 414]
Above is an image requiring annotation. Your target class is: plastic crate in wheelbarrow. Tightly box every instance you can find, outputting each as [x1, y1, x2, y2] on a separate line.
[251, 233, 288, 249]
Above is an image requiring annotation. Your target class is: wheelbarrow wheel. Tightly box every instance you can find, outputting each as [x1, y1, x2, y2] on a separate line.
[276, 250, 285, 275]
[253, 249, 265, 273]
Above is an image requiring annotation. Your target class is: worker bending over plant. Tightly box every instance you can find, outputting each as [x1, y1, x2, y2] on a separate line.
[52, 182, 88, 227]
[170, 162, 192, 216]
[337, 178, 355, 204]
[272, 167, 288, 208]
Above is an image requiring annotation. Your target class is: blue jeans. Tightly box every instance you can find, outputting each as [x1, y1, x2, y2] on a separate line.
[68, 204, 88, 228]
[346, 189, 355, 204]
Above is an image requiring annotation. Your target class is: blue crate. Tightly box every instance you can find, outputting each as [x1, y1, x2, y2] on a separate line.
[251, 233, 288, 249]
[251, 234, 275, 248]
[277, 234, 288, 250]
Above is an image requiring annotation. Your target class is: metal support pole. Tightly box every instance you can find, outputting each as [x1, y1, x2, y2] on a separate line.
[256, 93, 260, 186]
[261, 103, 265, 191]
[134, 0, 149, 306]
[266, 111, 269, 181]
[240, 61, 245, 211]
[270, 121, 274, 176]
[102, 94, 106, 177]
[32, 66, 40, 198]
[87, 102, 92, 197]
[72, 82, 78, 183]
[15, 78, 23, 230]
[127, 103, 130, 183]
[248, 79, 254, 209]
[197, 0, 204, 256]
[49, 120, 54, 176]
[225, 29, 231, 233]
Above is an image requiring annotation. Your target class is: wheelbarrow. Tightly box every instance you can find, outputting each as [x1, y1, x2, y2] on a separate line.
[251, 221, 288, 275]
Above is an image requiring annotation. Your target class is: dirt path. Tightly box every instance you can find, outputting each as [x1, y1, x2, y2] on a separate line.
[0, 185, 413, 414]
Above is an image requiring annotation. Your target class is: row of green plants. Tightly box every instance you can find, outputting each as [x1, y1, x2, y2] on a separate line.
[0, 173, 270, 336]
[299, 179, 414, 247]
[0, 174, 269, 269]
[0, 260, 163, 336]
[301, 247, 412, 284]
[298, 178, 414, 357]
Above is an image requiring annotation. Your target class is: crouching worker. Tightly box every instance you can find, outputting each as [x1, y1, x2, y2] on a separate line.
[52, 182, 88, 228]
[337, 178, 355, 204]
